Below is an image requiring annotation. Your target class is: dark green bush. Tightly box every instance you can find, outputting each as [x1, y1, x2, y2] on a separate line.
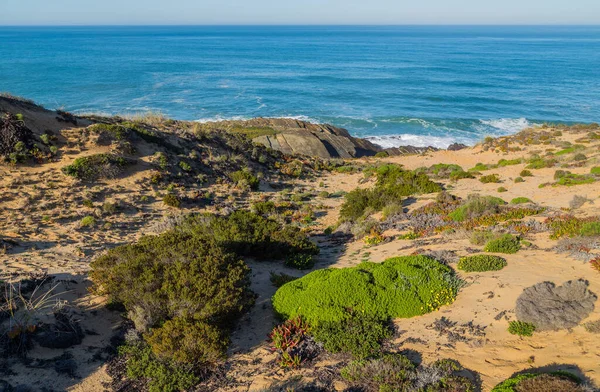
[340, 165, 440, 222]
[484, 234, 521, 254]
[448, 195, 505, 222]
[269, 272, 298, 288]
[492, 372, 583, 392]
[479, 174, 501, 183]
[520, 169, 533, 177]
[191, 210, 319, 260]
[457, 255, 507, 272]
[341, 354, 475, 392]
[118, 341, 199, 392]
[284, 254, 315, 270]
[374, 151, 389, 158]
[513, 177, 524, 183]
[312, 313, 392, 359]
[162, 194, 181, 208]
[273, 255, 462, 325]
[230, 169, 259, 190]
[90, 230, 254, 361]
[580, 222, 600, 237]
[251, 201, 276, 215]
[62, 153, 132, 181]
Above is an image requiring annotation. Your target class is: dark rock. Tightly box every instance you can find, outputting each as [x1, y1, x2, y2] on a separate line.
[516, 279, 597, 331]
[54, 358, 77, 377]
[35, 310, 84, 349]
[447, 143, 468, 151]
[0, 381, 11, 392]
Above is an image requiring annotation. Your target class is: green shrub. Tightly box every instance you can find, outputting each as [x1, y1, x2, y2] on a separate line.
[341, 354, 474, 391]
[269, 272, 298, 288]
[272, 255, 462, 325]
[508, 320, 536, 337]
[510, 197, 532, 204]
[312, 313, 392, 359]
[162, 194, 181, 208]
[470, 230, 497, 246]
[457, 255, 507, 272]
[514, 177, 524, 183]
[497, 186, 508, 193]
[374, 151, 389, 158]
[480, 174, 501, 184]
[580, 222, 600, 237]
[498, 158, 523, 167]
[230, 169, 259, 190]
[573, 153, 587, 161]
[520, 169, 533, 177]
[251, 201, 276, 215]
[448, 195, 506, 222]
[491, 372, 583, 392]
[90, 229, 254, 362]
[118, 341, 199, 392]
[284, 254, 315, 270]
[526, 157, 557, 169]
[484, 234, 520, 254]
[62, 154, 132, 181]
[192, 210, 319, 260]
[339, 165, 440, 222]
[80, 215, 96, 228]
[591, 166, 600, 175]
[556, 173, 595, 186]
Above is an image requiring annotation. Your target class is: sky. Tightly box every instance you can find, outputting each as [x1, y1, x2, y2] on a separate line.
[1, 0, 599, 26]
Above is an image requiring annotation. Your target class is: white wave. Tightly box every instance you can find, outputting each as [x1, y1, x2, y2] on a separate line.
[479, 118, 533, 134]
[194, 114, 319, 124]
[366, 134, 470, 149]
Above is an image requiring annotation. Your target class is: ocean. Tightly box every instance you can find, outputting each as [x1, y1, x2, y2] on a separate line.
[1, 25, 599, 148]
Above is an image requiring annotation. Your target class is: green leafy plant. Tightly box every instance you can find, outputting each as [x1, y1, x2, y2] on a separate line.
[162, 194, 181, 208]
[479, 174, 501, 184]
[458, 255, 507, 272]
[230, 169, 259, 190]
[62, 154, 132, 181]
[273, 255, 462, 325]
[510, 197, 532, 204]
[484, 234, 521, 254]
[284, 254, 315, 270]
[508, 321, 536, 337]
[520, 169, 533, 177]
[80, 216, 96, 228]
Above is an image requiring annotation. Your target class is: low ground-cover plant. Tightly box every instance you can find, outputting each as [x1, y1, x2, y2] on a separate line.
[458, 255, 507, 272]
[284, 254, 315, 270]
[341, 354, 475, 392]
[546, 215, 600, 239]
[491, 372, 585, 392]
[510, 197, 532, 204]
[508, 321, 536, 337]
[62, 153, 133, 181]
[417, 163, 474, 181]
[448, 195, 505, 222]
[269, 317, 313, 369]
[554, 171, 595, 186]
[273, 255, 462, 325]
[484, 234, 521, 254]
[269, 272, 298, 288]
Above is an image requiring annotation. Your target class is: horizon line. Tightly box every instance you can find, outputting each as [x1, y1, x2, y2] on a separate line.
[1, 23, 600, 27]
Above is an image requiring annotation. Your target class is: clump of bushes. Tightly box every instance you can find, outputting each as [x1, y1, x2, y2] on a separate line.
[418, 163, 474, 181]
[514, 177, 524, 183]
[0, 112, 37, 163]
[520, 169, 533, 177]
[479, 174, 501, 183]
[484, 234, 521, 254]
[448, 195, 505, 222]
[497, 186, 507, 192]
[507, 321, 536, 337]
[162, 194, 181, 208]
[546, 215, 600, 239]
[339, 164, 441, 222]
[80, 215, 96, 228]
[273, 255, 462, 324]
[526, 156, 557, 169]
[62, 154, 133, 181]
[492, 372, 585, 392]
[269, 272, 298, 288]
[90, 210, 319, 386]
[312, 313, 392, 359]
[341, 354, 475, 391]
[284, 254, 315, 270]
[458, 255, 507, 272]
[230, 169, 259, 190]
[554, 170, 596, 186]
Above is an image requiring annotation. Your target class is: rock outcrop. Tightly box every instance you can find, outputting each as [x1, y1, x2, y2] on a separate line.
[207, 118, 382, 159]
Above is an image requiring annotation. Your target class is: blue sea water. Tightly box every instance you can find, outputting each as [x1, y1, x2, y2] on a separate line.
[1, 25, 599, 148]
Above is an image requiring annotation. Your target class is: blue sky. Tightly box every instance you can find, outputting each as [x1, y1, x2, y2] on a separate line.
[1, 0, 599, 25]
